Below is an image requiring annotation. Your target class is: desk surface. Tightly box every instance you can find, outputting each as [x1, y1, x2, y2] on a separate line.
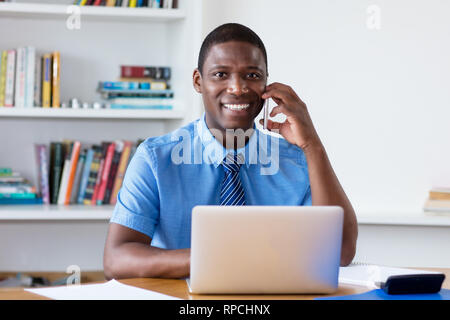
[1, 268, 449, 300]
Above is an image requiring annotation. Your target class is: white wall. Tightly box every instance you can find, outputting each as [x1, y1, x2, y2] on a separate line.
[202, 0, 450, 216]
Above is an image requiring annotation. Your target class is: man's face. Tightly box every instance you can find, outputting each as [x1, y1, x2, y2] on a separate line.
[193, 41, 267, 132]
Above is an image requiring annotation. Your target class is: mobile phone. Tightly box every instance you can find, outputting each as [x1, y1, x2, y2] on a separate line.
[263, 98, 269, 130]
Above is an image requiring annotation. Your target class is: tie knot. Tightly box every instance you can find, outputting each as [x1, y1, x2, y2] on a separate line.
[222, 153, 243, 173]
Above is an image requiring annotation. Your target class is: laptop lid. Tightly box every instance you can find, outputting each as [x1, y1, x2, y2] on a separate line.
[189, 205, 343, 294]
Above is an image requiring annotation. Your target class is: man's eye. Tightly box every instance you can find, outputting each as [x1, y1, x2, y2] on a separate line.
[214, 72, 226, 78]
[247, 73, 261, 79]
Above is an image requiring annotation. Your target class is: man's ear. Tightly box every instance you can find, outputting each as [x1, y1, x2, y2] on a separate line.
[192, 68, 202, 94]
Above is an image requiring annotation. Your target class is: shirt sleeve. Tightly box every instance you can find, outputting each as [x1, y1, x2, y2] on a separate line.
[110, 143, 160, 239]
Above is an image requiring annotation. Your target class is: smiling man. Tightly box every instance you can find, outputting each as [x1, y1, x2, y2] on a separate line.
[103, 23, 358, 280]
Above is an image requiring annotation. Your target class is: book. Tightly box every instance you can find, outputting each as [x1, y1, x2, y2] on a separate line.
[91, 142, 110, 205]
[100, 81, 168, 91]
[33, 52, 42, 107]
[103, 141, 122, 204]
[41, 54, 52, 108]
[129, 0, 137, 7]
[429, 187, 450, 201]
[0, 184, 36, 194]
[0, 168, 12, 176]
[4, 50, 16, 107]
[109, 104, 172, 110]
[77, 148, 94, 204]
[110, 140, 132, 204]
[120, 66, 171, 79]
[119, 77, 170, 85]
[35, 144, 50, 204]
[0, 176, 25, 183]
[0, 50, 7, 106]
[49, 142, 64, 204]
[0, 192, 36, 199]
[83, 145, 103, 205]
[163, 0, 173, 9]
[14, 47, 26, 108]
[57, 142, 74, 205]
[0, 198, 43, 205]
[52, 51, 61, 108]
[64, 141, 81, 205]
[96, 142, 116, 205]
[25, 46, 36, 108]
[424, 199, 450, 214]
[70, 149, 86, 204]
[101, 90, 174, 99]
[151, 0, 160, 8]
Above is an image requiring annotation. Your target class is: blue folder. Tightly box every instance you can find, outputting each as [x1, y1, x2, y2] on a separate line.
[316, 289, 450, 300]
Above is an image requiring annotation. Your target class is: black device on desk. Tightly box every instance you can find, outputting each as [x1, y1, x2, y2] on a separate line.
[380, 273, 446, 294]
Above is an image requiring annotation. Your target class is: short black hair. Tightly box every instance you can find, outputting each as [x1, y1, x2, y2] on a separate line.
[197, 23, 268, 75]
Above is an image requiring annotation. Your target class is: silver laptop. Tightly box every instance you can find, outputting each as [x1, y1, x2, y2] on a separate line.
[188, 205, 344, 294]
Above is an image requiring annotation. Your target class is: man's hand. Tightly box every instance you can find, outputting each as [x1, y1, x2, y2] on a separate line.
[260, 82, 358, 265]
[260, 82, 321, 152]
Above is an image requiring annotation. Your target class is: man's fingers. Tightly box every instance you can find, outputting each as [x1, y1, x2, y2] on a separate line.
[269, 103, 295, 118]
[259, 118, 282, 132]
[263, 82, 304, 106]
[262, 87, 288, 102]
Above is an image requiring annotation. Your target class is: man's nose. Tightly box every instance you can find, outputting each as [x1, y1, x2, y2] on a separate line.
[226, 76, 249, 95]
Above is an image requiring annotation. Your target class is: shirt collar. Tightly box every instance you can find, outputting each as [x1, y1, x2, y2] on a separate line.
[196, 113, 261, 168]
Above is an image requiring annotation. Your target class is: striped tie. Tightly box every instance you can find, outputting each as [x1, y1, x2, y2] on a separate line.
[220, 153, 246, 206]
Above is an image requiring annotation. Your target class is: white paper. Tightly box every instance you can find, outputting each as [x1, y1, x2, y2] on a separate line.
[25, 279, 181, 300]
[339, 264, 441, 288]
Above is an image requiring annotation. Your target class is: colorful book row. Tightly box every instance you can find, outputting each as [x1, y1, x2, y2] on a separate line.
[0, 48, 60, 108]
[74, 0, 176, 9]
[35, 139, 142, 206]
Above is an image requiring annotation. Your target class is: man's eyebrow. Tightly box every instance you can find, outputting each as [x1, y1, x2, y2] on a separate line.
[246, 66, 265, 72]
[208, 65, 265, 72]
[209, 65, 230, 70]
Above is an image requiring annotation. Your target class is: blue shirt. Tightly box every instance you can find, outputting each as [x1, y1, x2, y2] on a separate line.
[110, 114, 312, 249]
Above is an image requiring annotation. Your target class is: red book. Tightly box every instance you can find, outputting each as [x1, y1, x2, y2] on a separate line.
[96, 142, 115, 205]
[120, 66, 170, 80]
[93, 0, 102, 5]
[91, 142, 109, 205]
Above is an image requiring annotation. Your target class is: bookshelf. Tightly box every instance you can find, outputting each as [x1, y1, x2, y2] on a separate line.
[0, 0, 202, 198]
[0, 0, 203, 271]
[0, 105, 185, 119]
[0, 2, 186, 22]
[0, 204, 112, 220]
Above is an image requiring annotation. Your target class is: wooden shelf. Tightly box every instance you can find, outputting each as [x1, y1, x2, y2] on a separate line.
[0, 106, 184, 120]
[357, 212, 450, 227]
[0, 3, 185, 22]
[0, 205, 112, 220]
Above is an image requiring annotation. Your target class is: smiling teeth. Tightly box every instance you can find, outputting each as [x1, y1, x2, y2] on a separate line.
[224, 104, 250, 111]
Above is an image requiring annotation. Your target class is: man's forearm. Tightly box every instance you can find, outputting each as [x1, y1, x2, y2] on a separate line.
[303, 142, 358, 266]
[104, 243, 190, 280]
